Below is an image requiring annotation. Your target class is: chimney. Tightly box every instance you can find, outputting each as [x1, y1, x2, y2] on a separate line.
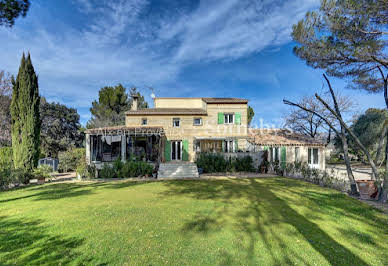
[132, 95, 139, 111]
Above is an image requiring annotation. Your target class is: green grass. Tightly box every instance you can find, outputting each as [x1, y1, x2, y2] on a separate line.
[0, 177, 387, 265]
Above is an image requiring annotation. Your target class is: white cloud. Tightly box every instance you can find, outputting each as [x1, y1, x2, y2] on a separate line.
[0, 0, 320, 123]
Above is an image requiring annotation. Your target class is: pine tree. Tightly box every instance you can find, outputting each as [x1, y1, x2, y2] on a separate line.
[11, 53, 40, 171]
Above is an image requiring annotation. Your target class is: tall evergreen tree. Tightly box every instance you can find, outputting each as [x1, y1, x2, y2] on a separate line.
[11, 53, 40, 170]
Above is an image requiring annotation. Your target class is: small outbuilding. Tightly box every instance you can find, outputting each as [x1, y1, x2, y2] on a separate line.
[248, 128, 326, 170]
[38, 157, 59, 172]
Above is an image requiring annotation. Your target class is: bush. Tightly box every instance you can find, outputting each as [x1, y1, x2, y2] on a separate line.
[234, 156, 254, 172]
[196, 153, 254, 173]
[58, 148, 85, 172]
[99, 164, 116, 179]
[120, 161, 153, 178]
[0, 147, 13, 171]
[97, 159, 154, 179]
[33, 165, 53, 181]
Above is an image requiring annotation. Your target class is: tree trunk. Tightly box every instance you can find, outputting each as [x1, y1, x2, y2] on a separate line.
[383, 73, 388, 202]
[340, 127, 357, 194]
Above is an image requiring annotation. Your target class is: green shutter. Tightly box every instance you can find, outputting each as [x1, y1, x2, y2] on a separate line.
[222, 140, 225, 152]
[235, 139, 238, 152]
[218, 113, 224, 124]
[263, 146, 269, 151]
[281, 147, 286, 169]
[182, 140, 189, 161]
[235, 112, 241, 125]
[164, 140, 171, 161]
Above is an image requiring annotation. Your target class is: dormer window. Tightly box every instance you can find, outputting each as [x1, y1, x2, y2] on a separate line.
[141, 118, 147, 125]
[224, 113, 234, 124]
[173, 118, 180, 127]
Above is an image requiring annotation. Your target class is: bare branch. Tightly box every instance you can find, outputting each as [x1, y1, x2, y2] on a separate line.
[314, 93, 380, 179]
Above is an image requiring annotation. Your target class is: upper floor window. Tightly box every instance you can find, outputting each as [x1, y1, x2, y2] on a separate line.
[141, 118, 147, 125]
[173, 118, 180, 127]
[193, 117, 202, 126]
[224, 113, 234, 124]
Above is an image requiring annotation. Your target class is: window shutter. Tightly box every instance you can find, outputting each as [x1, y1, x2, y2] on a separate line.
[218, 113, 224, 124]
[164, 140, 171, 161]
[235, 112, 241, 125]
[182, 140, 189, 161]
[281, 147, 286, 169]
[234, 139, 238, 152]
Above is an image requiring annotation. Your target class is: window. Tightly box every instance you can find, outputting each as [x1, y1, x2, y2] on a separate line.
[271, 147, 280, 162]
[173, 118, 180, 127]
[224, 113, 234, 124]
[224, 140, 234, 153]
[308, 148, 319, 166]
[294, 147, 300, 162]
[193, 117, 202, 126]
[141, 118, 147, 125]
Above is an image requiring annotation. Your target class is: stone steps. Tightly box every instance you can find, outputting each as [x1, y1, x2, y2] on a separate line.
[158, 162, 199, 179]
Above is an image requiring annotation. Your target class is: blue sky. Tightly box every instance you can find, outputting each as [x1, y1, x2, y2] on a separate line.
[0, 0, 384, 126]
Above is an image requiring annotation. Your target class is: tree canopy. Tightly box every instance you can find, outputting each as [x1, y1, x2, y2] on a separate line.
[0, 0, 30, 27]
[87, 85, 148, 128]
[247, 106, 254, 126]
[292, 0, 387, 92]
[40, 98, 84, 158]
[11, 53, 40, 170]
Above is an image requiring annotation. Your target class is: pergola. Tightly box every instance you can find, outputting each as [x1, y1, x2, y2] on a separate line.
[85, 126, 165, 165]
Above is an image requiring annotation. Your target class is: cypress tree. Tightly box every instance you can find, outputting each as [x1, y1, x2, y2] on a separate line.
[11, 53, 40, 171]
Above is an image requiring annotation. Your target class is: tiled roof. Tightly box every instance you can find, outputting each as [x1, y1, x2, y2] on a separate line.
[248, 128, 325, 146]
[152, 97, 248, 104]
[202, 98, 248, 104]
[125, 108, 207, 115]
[85, 125, 164, 135]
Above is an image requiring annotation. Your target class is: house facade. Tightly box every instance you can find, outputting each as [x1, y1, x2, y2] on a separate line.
[85, 96, 326, 172]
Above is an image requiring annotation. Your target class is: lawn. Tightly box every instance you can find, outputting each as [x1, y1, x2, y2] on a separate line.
[0, 177, 387, 265]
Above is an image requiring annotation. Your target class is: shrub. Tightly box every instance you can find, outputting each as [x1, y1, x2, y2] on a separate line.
[112, 158, 124, 178]
[196, 153, 254, 173]
[0, 147, 13, 171]
[120, 161, 153, 178]
[99, 164, 116, 179]
[58, 148, 85, 172]
[196, 153, 227, 173]
[33, 165, 53, 181]
[233, 156, 254, 172]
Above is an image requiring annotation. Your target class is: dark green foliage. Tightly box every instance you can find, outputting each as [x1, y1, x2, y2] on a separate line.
[119, 161, 153, 178]
[40, 98, 83, 158]
[87, 85, 148, 129]
[196, 153, 254, 173]
[234, 156, 255, 172]
[335, 108, 388, 160]
[196, 153, 227, 173]
[292, 0, 387, 92]
[0, 0, 30, 27]
[248, 106, 254, 125]
[99, 164, 116, 179]
[98, 159, 154, 178]
[58, 148, 85, 172]
[11, 53, 40, 172]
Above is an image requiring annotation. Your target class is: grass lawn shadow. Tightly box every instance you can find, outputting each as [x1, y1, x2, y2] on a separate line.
[161, 177, 383, 265]
[0, 215, 98, 265]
